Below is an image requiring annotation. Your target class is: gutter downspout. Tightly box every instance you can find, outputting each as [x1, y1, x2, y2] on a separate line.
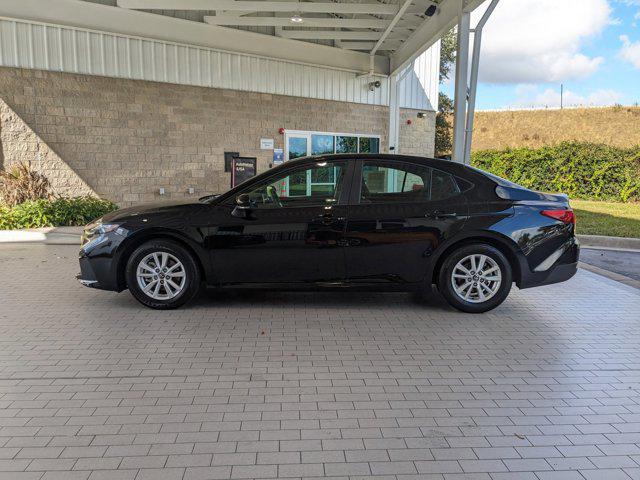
[388, 63, 413, 154]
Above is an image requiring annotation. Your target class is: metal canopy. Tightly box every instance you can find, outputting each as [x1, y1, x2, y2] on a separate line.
[0, 0, 486, 76]
[115, 0, 488, 75]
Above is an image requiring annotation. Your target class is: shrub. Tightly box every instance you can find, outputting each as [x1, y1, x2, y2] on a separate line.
[471, 142, 640, 202]
[0, 197, 118, 230]
[0, 162, 52, 207]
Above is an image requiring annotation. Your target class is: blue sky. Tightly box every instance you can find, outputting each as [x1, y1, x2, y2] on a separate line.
[442, 0, 640, 110]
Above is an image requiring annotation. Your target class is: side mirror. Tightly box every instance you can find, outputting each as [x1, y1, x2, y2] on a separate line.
[231, 194, 252, 218]
[236, 193, 251, 206]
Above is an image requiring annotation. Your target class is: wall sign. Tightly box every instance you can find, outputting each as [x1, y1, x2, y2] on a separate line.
[260, 138, 274, 150]
[231, 157, 257, 188]
[273, 148, 284, 166]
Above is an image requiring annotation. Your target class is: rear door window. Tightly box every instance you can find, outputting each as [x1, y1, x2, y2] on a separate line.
[430, 168, 461, 200]
[359, 161, 462, 203]
[360, 160, 432, 203]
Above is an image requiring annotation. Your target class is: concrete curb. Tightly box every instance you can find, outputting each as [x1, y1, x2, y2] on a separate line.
[0, 227, 82, 245]
[579, 262, 640, 291]
[577, 234, 640, 251]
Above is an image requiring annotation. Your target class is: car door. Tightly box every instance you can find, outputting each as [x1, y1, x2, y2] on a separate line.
[343, 159, 469, 284]
[210, 159, 353, 285]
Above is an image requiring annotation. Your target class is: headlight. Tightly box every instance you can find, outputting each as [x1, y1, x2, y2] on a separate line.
[83, 220, 126, 242]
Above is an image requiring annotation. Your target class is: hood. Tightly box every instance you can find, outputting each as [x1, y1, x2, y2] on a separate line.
[102, 199, 204, 223]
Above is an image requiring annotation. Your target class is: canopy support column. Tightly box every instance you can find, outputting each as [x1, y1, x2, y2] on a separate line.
[463, 0, 499, 164]
[451, 2, 470, 163]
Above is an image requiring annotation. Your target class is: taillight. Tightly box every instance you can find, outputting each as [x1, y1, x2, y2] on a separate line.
[541, 209, 575, 225]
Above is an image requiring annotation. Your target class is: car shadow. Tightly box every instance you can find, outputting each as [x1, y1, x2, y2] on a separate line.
[185, 287, 455, 311]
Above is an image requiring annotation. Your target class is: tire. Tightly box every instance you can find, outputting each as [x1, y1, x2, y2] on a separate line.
[125, 239, 201, 309]
[438, 243, 512, 313]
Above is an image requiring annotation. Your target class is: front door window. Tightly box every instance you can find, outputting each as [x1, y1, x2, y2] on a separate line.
[243, 161, 347, 209]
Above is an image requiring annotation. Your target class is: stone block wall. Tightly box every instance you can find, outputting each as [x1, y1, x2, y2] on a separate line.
[0, 67, 435, 206]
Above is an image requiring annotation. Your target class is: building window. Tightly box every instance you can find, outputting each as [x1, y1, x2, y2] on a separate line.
[285, 130, 380, 162]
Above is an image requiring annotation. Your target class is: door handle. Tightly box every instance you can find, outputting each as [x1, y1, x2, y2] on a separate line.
[426, 210, 458, 219]
[316, 213, 345, 224]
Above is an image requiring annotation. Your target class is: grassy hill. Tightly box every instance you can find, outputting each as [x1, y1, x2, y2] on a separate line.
[469, 106, 640, 151]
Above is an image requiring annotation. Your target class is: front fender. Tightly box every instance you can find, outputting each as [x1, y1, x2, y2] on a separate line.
[113, 227, 212, 290]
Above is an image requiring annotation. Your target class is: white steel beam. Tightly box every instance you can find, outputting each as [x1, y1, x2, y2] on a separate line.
[117, 0, 400, 15]
[370, 0, 413, 57]
[338, 41, 395, 50]
[204, 16, 390, 28]
[0, 0, 390, 74]
[451, 3, 470, 164]
[278, 30, 384, 40]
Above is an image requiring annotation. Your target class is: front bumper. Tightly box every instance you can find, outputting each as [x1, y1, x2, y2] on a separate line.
[77, 232, 126, 291]
[77, 253, 99, 287]
[76, 275, 99, 288]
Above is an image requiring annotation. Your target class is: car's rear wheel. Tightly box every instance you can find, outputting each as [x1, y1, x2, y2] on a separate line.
[126, 239, 200, 309]
[438, 244, 512, 313]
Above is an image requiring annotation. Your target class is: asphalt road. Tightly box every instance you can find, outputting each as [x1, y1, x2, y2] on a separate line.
[581, 247, 640, 282]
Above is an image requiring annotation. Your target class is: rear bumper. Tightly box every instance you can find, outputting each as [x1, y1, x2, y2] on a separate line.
[519, 237, 580, 289]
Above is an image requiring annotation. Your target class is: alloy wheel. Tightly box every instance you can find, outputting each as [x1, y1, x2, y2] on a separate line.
[136, 252, 186, 300]
[450, 254, 502, 304]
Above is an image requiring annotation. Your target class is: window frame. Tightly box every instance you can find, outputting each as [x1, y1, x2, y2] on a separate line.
[234, 159, 354, 210]
[285, 129, 382, 159]
[350, 158, 463, 205]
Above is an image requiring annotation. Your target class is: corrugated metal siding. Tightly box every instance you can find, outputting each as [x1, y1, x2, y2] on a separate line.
[399, 40, 440, 111]
[0, 17, 438, 110]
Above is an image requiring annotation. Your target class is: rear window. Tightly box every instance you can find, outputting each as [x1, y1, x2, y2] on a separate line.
[469, 166, 524, 189]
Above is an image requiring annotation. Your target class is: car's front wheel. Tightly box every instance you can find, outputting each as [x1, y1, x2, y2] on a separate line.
[438, 244, 512, 313]
[125, 239, 201, 309]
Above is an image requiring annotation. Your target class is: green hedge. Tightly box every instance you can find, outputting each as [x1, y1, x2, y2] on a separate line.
[471, 142, 640, 202]
[0, 197, 117, 230]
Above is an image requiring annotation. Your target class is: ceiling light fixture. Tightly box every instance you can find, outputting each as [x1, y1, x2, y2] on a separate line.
[290, 13, 303, 23]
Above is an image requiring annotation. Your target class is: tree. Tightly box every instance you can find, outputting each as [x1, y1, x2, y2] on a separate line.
[435, 29, 456, 158]
[435, 93, 454, 158]
[439, 28, 457, 84]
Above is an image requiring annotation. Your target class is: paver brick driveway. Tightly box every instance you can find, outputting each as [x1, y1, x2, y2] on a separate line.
[1, 243, 640, 480]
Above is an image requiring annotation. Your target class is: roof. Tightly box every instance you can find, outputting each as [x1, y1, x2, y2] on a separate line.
[2, 0, 487, 75]
[265, 153, 474, 175]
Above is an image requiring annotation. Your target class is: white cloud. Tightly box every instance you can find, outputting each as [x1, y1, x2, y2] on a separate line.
[507, 85, 623, 109]
[619, 34, 640, 67]
[476, 0, 612, 84]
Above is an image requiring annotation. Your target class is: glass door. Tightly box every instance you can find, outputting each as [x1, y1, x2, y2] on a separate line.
[284, 130, 381, 199]
[284, 133, 310, 197]
[309, 134, 336, 197]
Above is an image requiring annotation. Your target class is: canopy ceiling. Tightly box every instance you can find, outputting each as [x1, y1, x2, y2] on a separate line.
[1, 0, 486, 75]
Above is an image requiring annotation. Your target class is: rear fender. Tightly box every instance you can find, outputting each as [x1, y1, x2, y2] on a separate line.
[428, 229, 527, 287]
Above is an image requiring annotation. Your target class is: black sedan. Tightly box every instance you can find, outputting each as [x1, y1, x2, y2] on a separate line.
[78, 154, 579, 313]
